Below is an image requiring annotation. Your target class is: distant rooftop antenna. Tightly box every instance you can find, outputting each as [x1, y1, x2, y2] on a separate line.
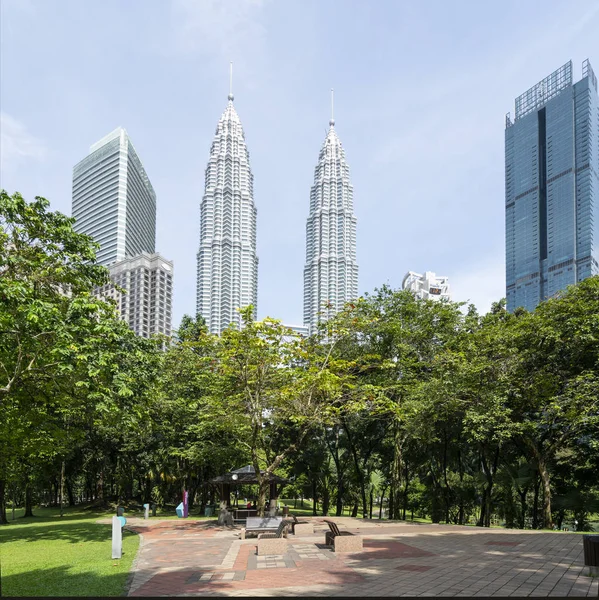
[228, 61, 234, 101]
[329, 88, 335, 126]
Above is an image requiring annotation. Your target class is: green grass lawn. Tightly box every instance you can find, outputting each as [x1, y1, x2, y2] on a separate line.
[0, 506, 139, 597]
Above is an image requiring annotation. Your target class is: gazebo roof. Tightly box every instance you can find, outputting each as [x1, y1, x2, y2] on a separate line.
[209, 465, 288, 485]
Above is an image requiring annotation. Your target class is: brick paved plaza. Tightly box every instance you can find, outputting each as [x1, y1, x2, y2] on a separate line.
[122, 517, 598, 597]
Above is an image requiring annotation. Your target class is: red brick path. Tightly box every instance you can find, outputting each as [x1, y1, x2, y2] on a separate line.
[124, 518, 599, 597]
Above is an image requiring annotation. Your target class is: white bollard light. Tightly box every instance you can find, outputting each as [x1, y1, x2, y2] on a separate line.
[112, 516, 122, 559]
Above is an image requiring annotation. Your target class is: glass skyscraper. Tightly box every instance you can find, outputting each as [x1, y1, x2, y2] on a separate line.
[72, 128, 173, 342]
[72, 127, 156, 266]
[505, 60, 599, 312]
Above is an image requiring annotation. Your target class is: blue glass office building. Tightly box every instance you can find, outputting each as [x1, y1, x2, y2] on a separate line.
[505, 60, 599, 312]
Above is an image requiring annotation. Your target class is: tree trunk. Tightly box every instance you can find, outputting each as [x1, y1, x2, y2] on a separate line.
[402, 464, 409, 520]
[343, 419, 368, 519]
[322, 484, 330, 516]
[537, 456, 553, 529]
[443, 430, 451, 524]
[24, 480, 34, 517]
[98, 469, 104, 502]
[351, 500, 358, 517]
[66, 478, 75, 506]
[391, 422, 402, 520]
[532, 475, 540, 529]
[325, 427, 345, 517]
[312, 480, 318, 516]
[59, 460, 65, 517]
[335, 476, 344, 516]
[0, 479, 7, 525]
[477, 447, 499, 527]
[457, 443, 464, 525]
[257, 485, 268, 517]
[477, 488, 487, 527]
[379, 485, 387, 519]
[517, 486, 527, 529]
[369, 489, 373, 520]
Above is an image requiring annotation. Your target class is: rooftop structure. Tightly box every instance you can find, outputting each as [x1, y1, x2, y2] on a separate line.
[402, 271, 451, 301]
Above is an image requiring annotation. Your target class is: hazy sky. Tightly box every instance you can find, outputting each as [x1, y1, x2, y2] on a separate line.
[2, 0, 598, 327]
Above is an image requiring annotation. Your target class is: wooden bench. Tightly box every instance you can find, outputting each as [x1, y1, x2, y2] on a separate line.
[233, 508, 258, 523]
[257, 520, 290, 555]
[239, 516, 284, 540]
[323, 519, 363, 552]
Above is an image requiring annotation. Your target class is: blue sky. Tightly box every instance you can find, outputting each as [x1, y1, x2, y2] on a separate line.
[2, 0, 598, 327]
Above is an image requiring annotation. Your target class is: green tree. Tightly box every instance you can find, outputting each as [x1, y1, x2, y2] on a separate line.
[510, 277, 599, 528]
[0, 191, 161, 522]
[204, 308, 345, 515]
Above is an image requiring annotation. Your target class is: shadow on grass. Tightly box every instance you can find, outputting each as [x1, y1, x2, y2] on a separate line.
[3, 508, 117, 525]
[0, 519, 138, 545]
[1, 565, 132, 597]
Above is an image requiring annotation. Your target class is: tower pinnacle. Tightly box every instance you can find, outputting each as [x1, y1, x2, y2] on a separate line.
[228, 61, 234, 101]
[329, 88, 335, 127]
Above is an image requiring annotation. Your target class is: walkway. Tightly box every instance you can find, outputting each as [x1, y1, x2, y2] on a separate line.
[121, 517, 598, 597]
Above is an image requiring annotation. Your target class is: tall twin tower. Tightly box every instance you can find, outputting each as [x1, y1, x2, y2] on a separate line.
[196, 71, 358, 334]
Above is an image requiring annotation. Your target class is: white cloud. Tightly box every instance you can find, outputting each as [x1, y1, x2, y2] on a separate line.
[169, 0, 269, 59]
[449, 254, 506, 315]
[0, 113, 46, 173]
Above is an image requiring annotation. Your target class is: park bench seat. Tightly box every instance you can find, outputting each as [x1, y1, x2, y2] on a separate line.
[323, 519, 363, 552]
[239, 516, 284, 540]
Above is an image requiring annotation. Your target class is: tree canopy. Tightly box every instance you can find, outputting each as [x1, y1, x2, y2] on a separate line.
[2, 190, 598, 531]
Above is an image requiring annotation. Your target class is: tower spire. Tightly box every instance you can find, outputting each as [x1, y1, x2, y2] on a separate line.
[228, 62, 234, 101]
[329, 88, 335, 127]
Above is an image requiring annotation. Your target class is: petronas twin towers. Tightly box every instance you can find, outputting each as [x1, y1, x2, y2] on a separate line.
[196, 88, 258, 333]
[196, 74, 357, 334]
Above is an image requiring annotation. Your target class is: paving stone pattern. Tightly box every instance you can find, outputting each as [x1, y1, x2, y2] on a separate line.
[122, 518, 599, 597]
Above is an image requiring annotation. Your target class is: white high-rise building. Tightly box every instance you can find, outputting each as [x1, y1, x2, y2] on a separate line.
[72, 127, 156, 266]
[96, 253, 173, 339]
[303, 94, 358, 333]
[197, 81, 258, 334]
[402, 271, 451, 301]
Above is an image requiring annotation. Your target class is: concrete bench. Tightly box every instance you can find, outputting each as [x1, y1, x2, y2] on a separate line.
[288, 514, 313, 536]
[323, 519, 363, 552]
[257, 520, 289, 555]
[240, 516, 284, 540]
